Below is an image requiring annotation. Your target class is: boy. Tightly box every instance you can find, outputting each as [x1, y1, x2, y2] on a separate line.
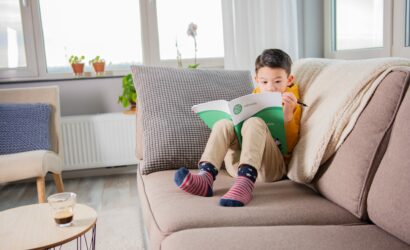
[174, 49, 301, 207]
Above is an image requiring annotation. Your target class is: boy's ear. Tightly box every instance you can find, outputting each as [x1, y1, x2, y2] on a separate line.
[254, 75, 258, 83]
[287, 75, 295, 86]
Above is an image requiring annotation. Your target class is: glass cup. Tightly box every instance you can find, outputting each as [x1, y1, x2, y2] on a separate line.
[47, 192, 77, 227]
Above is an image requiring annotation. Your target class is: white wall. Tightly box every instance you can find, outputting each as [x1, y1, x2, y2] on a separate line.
[298, 0, 324, 58]
[0, 77, 124, 116]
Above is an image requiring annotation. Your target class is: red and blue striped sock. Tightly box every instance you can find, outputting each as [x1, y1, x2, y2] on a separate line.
[220, 165, 257, 207]
[174, 163, 218, 197]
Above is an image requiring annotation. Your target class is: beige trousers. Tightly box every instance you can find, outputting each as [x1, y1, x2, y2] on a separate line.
[200, 117, 286, 182]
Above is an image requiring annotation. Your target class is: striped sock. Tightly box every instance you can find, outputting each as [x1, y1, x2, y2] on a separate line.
[174, 163, 218, 197]
[219, 165, 257, 207]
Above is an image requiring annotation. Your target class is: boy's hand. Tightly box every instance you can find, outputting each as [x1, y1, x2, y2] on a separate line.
[282, 92, 297, 122]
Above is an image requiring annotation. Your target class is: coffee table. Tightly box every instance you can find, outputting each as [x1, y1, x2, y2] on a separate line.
[0, 203, 97, 250]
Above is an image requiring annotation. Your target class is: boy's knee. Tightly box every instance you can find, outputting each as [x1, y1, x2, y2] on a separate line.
[213, 119, 234, 132]
[242, 117, 266, 131]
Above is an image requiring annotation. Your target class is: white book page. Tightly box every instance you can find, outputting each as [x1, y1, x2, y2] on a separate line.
[192, 100, 230, 114]
[228, 92, 282, 125]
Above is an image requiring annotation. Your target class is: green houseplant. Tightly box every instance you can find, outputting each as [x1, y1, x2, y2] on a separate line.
[69, 55, 85, 76]
[89, 56, 105, 75]
[118, 73, 137, 113]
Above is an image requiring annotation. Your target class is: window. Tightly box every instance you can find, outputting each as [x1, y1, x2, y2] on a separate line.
[392, 0, 410, 57]
[0, 0, 38, 79]
[335, 0, 383, 50]
[0, 0, 27, 69]
[325, 0, 392, 59]
[39, 0, 143, 73]
[156, 0, 224, 60]
[0, 0, 225, 82]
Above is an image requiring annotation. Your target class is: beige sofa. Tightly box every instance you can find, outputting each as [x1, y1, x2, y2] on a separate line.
[136, 67, 410, 250]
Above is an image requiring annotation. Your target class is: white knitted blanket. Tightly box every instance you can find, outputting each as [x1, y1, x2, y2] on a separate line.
[287, 57, 410, 184]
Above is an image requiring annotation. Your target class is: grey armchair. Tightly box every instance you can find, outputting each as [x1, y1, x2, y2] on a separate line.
[0, 86, 64, 203]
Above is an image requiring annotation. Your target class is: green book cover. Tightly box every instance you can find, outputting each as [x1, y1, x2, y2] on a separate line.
[192, 92, 288, 155]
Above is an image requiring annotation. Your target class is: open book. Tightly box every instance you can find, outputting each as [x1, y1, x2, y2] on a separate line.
[192, 92, 288, 155]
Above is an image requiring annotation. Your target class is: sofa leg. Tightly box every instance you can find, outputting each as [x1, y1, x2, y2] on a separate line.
[53, 173, 65, 193]
[36, 176, 46, 203]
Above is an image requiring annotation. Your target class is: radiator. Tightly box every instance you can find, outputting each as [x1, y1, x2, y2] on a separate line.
[61, 113, 138, 171]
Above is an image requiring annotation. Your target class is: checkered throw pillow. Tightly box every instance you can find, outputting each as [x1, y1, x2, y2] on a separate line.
[131, 66, 253, 175]
[0, 103, 51, 155]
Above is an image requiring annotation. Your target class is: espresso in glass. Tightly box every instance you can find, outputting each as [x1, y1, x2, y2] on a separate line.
[48, 192, 77, 227]
[54, 210, 73, 225]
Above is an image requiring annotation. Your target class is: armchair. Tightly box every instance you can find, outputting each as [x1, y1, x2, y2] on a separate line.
[0, 86, 64, 203]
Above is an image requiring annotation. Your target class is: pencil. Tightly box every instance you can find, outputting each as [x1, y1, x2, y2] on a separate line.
[297, 100, 308, 107]
[287, 83, 307, 106]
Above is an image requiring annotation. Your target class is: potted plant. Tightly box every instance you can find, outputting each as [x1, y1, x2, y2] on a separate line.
[187, 22, 200, 69]
[69, 55, 85, 76]
[118, 73, 137, 113]
[175, 22, 200, 69]
[89, 56, 105, 75]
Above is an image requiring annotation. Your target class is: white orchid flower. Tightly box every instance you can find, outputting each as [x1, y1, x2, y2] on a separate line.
[187, 22, 198, 37]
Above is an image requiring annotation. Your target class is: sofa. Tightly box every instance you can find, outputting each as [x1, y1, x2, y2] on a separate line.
[134, 62, 410, 250]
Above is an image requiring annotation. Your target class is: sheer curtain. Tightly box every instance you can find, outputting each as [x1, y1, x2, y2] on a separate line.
[222, 0, 299, 73]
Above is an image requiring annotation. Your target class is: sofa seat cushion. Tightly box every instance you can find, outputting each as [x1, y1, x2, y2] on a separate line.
[161, 225, 410, 250]
[0, 150, 62, 183]
[138, 168, 361, 236]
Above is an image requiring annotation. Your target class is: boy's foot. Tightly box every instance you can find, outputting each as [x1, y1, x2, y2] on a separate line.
[174, 163, 218, 197]
[220, 165, 257, 207]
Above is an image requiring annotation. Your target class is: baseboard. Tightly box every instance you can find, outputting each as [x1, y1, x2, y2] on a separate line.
[58, 164, 139, 180]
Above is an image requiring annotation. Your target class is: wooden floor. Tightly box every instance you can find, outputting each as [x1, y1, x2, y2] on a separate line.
[0, 172, 146, 250]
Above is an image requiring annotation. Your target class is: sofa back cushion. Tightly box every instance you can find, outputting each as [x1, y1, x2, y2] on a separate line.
[367, 86, 410, 245]
[131, 66, 253, 174]
[314, 69, 410, 219]
[0, 103, 52, 155]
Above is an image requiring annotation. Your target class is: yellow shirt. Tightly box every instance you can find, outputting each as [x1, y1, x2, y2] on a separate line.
[252, 84, 302, 154]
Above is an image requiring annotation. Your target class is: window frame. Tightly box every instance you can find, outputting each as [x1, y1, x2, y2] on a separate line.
[0, 0, 224, 83]
[392, 0, 410, 57]
[0, 0, 39, 80]
[324, 0, 393, 59]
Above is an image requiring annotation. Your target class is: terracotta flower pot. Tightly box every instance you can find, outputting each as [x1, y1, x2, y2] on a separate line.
[123, 102, 137, 115]
[92, 62, 105, 75]
[71, 63, 84, 76]
[130, 102, 137, 112]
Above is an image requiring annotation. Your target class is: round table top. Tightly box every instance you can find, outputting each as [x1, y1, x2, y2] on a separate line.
[0, 203, 97, 250]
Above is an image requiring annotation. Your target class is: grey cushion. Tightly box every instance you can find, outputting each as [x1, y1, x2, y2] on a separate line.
[314, 69, 410, 219]
[131, 66, 253, 174]
[0, 103, 51, 155]
[162, 225, 410, 250]
[367, 84, 410, 245]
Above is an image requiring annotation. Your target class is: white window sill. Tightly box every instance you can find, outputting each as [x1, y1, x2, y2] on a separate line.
[0, 70, 127, 84]
[0, 60, 225, 84]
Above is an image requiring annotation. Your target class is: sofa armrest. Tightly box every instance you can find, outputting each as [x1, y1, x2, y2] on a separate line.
[136, 97, 143, 161]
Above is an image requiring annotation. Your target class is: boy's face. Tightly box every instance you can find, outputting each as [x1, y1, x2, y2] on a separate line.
[255, 67, 294, 93]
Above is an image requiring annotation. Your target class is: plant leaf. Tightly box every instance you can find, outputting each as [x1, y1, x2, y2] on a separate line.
[188, 63, 200, 69]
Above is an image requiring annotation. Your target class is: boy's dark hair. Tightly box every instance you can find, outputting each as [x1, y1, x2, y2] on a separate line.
[255, 49, 292, 75]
